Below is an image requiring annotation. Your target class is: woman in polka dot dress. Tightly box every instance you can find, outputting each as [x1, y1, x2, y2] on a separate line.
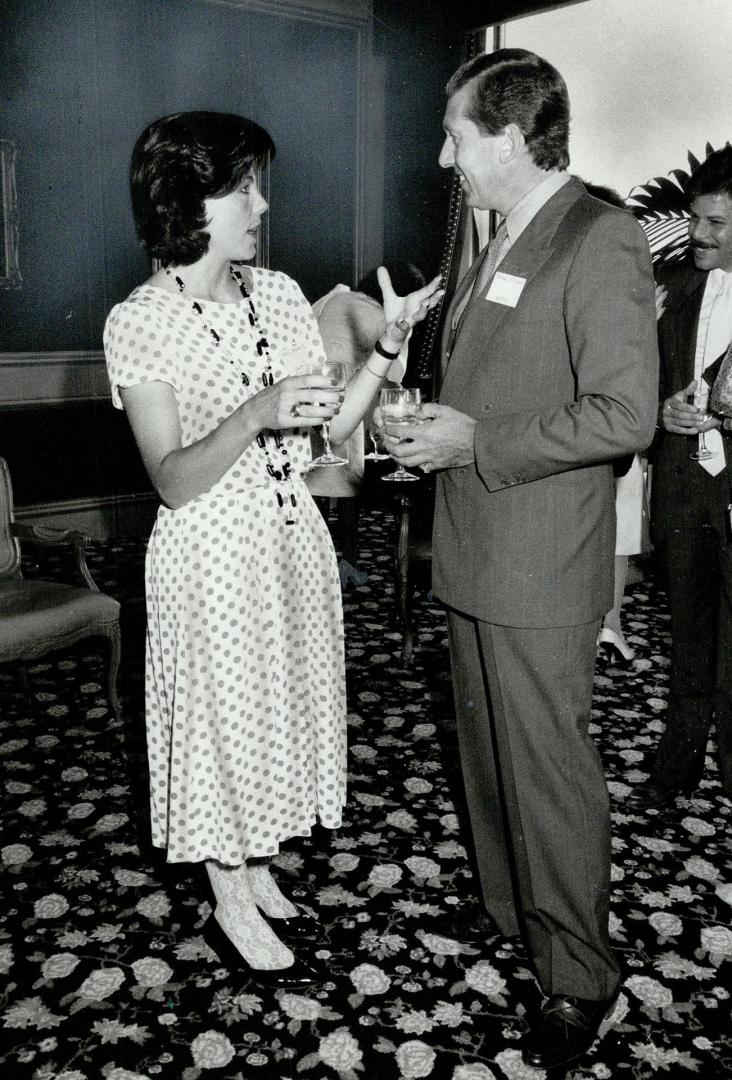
[104, 111, 443, 988]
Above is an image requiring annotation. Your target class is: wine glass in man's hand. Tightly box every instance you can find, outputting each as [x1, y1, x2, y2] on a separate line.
[380, 387, 422, 482]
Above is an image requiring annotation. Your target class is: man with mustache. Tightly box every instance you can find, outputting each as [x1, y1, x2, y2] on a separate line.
[628, 145, 732, 810]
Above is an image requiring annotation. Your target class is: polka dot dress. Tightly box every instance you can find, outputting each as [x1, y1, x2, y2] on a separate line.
[104, 268, 347, 863]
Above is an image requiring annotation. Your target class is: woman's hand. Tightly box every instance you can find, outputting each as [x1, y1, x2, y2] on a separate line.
[376, 267, 444, 345]
[250, 372, 344, 431]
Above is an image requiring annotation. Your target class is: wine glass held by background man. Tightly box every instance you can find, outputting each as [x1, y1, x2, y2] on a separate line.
[385, 50, 659, 1071]
[103, 110, 442, 990]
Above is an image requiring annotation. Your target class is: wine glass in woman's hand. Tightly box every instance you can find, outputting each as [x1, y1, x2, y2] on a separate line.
[300, 361, 348, 467]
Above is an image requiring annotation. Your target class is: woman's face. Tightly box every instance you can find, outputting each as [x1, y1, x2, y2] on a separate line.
[203, 168, 268, 262]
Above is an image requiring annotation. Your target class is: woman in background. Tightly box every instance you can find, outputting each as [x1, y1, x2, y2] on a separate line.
[307, 263, 426, 588]
[104, 111, 442, 988]
[585, 182, 652, 664]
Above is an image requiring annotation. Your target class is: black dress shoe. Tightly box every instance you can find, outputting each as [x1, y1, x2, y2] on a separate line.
[521, 993, 617, 1070]
[203, 915, 325, 989]
[597, 642, 633, 669]
[260, 909, 320, 940]
[626, 781, 685, 810]
[425, 902, 510, 943]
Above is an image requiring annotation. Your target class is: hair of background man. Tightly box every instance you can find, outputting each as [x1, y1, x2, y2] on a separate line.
[356, 263, 427, 305]
[685, 143, 732, 202]
[130, 111, 275, 266]
[446, 48, 570, 172]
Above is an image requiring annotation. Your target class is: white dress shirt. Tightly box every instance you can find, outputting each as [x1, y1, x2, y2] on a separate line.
[694, 268, 732, 475]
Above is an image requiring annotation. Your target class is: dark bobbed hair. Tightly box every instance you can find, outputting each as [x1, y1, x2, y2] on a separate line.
[582, 181, 628, 210]
[685, 144, 732, 203]
[130, 111, 275, 266]
[446, 49, 570, 172]
[356, 262, 426, 304]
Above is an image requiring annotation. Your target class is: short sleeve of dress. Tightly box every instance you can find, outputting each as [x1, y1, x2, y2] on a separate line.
[104, 289, 182, 410]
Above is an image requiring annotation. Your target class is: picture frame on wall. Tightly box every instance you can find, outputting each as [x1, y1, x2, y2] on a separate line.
[0, 140, 21, 289]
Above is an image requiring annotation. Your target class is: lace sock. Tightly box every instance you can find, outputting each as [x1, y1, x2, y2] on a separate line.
[205, 860, 294, 970]
[248, 859, 299, 919]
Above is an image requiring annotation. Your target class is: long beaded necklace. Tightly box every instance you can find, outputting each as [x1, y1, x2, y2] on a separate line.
[165, 264, 298, 523]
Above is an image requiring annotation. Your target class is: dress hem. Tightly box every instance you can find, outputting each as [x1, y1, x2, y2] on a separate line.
[153, 809, 346, 865]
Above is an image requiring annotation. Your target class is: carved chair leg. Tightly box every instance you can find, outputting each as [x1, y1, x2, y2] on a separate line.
[17, 663, 31, 694]
[105, 623, 122, 719]
[392, 494, 415, 665]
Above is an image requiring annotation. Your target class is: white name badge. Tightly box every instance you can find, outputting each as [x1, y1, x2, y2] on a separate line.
[485, 272, 526, 307]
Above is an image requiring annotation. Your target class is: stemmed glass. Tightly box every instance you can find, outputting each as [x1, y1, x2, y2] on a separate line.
[364, 428, 389, 461]
[302, 361, 348, 467]
[690, 382, 714, 461]
[380, 387, 422, 482]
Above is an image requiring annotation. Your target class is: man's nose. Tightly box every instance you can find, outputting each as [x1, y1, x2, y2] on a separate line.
[438, 138, 453, 169]
[689, 219, 708, 243]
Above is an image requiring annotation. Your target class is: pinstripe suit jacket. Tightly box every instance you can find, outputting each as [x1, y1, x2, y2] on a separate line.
[432, 177, 659, 627]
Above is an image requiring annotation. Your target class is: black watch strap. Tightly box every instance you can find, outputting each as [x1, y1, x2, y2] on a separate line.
[374, 339, 401, 360]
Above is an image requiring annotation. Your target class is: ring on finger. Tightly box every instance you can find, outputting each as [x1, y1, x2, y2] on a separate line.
[290, 403, 301, 418]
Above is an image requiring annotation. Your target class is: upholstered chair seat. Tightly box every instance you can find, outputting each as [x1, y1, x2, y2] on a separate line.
[0, 457, 121, 716]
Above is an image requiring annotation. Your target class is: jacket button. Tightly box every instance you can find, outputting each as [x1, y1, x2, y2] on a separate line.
[481, 404, 492, 413]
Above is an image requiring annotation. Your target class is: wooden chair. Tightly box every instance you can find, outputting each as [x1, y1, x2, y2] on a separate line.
[0, 457, 121, 716]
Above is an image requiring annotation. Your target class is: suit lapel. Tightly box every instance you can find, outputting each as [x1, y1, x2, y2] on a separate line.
[440, 249, 488, 377]
[670, 268, 706, 386]
[441, 180, 584, 400]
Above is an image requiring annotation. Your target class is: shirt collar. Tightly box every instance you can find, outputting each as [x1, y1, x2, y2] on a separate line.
[504, 171, 572, 247]
[707, 267, 732, 292]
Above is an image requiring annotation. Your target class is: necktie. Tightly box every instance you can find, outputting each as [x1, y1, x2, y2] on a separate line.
[451, 219, 509, 332]
[474, 218, 509, 298]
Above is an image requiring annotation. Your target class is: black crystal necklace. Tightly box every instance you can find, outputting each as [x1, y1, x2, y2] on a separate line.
[165, 264, 297, 522]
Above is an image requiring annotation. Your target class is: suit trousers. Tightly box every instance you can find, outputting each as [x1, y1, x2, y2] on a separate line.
[652, 521, 732, 796]
[447, 609, 621, 1000]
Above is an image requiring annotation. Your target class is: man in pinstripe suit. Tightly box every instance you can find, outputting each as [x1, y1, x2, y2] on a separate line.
[385, 50, 658, 1070]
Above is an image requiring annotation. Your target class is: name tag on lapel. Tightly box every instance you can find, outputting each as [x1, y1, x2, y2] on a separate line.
[485, 272, 526, 307]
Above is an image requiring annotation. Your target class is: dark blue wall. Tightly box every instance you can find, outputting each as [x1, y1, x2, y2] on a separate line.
[377, 0, 458, 280]
[0, 0, 360, 352]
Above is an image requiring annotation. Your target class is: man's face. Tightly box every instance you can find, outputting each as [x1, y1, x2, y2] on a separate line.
[439, 85, 504, 212]
[688, 192, 732, 272]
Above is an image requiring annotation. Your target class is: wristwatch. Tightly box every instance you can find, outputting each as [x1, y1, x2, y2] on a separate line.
[374, 339, 401, 360]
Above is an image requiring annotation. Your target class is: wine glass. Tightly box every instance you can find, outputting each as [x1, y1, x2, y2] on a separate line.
[689, 382, 714, 461]
[364, 427, 389, 460]
[302, 361, 348, 467]
[380, 387, 422, 482]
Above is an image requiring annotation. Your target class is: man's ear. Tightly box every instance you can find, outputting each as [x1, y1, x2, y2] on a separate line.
[499, 123, 526, 163]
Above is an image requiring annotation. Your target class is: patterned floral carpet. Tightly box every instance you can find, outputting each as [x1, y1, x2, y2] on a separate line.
[1, 506, 731, 1080]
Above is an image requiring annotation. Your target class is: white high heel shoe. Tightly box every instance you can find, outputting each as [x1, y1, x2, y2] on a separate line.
[597, 626, 635, 664]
